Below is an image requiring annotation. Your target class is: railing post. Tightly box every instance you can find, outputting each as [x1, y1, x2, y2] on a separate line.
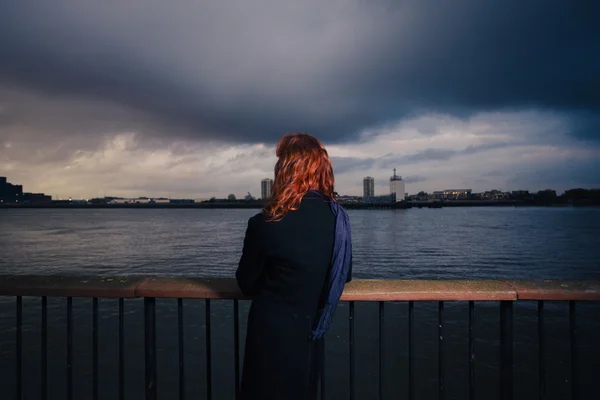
[144, 297, 157, 400]
[408, 301, 414, 400]
[468, 301, 475, 400]
[93, 298, 99, 400]
[178, 298, 185, 400]
[16, 296, 22, 400]
[206, 299, 212, 400]
[233, 299, 241, 400]
[67, 297, 73, 400]
[119, 298, 125, 400]
[379, 301, 384, 400]
[438, 301, 444, 400]
[538, 301, 545, 400]
[42, 296, 47, 400]
[500, 301, 513, 400]
[349, 302, 355, 400]
[320, 337, 326, 400]
[569, 301, 578, 400]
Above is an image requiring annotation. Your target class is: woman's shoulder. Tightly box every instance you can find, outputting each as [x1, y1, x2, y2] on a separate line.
[248, 211, 267, 226]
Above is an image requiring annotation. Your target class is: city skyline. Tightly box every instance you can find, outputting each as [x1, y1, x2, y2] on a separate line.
[0, 2, 598, 199]
[1, 174, 595, 203]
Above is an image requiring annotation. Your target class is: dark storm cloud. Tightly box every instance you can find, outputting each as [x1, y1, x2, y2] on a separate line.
[0, 1, 598, 145]
[379, 142, 515, 168]
[395, 148, 456, 163]
[508, 158, 600, 188]
[404, 175, 428, 184]
[331, 157, 376, 175]
[332, 142, 515, 174]
[566, 112, 600, 142]
[482, 170, 503, 178]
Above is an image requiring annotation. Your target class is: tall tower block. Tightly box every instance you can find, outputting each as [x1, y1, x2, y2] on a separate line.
[389, 168, 405, 202]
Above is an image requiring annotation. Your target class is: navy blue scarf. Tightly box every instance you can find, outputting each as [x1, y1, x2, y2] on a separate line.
[308, 191, 352, 340]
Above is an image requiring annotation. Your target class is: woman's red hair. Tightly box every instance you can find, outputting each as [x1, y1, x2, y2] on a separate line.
[264, 133, 335, 222]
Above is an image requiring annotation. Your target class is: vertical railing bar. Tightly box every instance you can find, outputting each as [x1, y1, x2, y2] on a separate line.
[438, 301, 444, 400]
[144, 297, 157, 400]
[93, 297, 98, 400]
[408, 301, 414, 400]
[468, 301, 474, 400]
[119, 298, 125, 400]
[379, 301, 384, 400]
[67, 297, 73, 400]
[320, 337, 326, 400]
[233, 299, 240, 400]
[16, 296, 22, 400]
[349, 302, 355, 400]
[538, 301, 545, 400]
[178, 298, 185, 400]
[500, 301, 513, 400]
[569, 301, 578, 400]
[206, 299, 212, 400]
[42, 296, 47, 400]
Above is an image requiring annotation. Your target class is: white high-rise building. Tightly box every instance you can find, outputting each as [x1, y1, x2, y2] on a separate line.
[389, 168, 405, 202]
[363, 176, 375, 198]
[261, 178, 274, 200]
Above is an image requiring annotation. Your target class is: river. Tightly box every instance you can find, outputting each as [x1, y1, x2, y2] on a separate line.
[0, 207, 598, 399]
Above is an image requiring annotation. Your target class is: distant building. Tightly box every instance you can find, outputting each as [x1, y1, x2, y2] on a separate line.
[538, 189, 557, 196]
[432, 189, 472, 200]
[110, 197, 152, 204]
[0, 176, 24, 204]
[482, 190, 507, 200]
[261, 178, 274, 200]
[149, 198, 171, 204]
[22, 193, 52, 204]
[363, 176, 375, 198]
[510, 190, 531, 200]
[336, 195, 362, 204]
[170, 199, 195, 204]
[0, 177, 52, 204]
[536, 189, 557, 203]
[389, 169, 405, 202]
[367, 194, 395, 204]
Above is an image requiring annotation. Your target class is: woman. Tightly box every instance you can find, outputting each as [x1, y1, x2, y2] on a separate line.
[235, 132, 352, 400]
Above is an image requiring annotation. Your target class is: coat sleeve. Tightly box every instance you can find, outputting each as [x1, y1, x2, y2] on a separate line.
[235, 216, 266, 296]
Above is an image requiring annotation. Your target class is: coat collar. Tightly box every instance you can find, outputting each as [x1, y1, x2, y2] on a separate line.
[304, 190, 321, 198]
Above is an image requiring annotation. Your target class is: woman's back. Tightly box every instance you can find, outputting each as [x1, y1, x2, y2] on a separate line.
[236, 193, 336, 400]
[235, 133, 352, 400]
[239, 191, 335, 312]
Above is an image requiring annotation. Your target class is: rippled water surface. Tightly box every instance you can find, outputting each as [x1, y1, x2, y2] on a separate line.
[0, 207, 599, 400]
[1, 207, 599, 278]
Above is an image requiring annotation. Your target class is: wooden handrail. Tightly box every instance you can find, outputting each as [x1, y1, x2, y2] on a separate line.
[0, 275, 598, 301]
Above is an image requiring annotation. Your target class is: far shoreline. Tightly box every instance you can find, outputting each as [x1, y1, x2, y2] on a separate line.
[1, 200, 598, 209]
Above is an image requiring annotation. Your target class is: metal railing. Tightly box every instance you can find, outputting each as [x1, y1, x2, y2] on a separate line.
[0, 276, 598, 400]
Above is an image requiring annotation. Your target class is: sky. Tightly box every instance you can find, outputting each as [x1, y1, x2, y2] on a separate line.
[0, 1, 598, 199]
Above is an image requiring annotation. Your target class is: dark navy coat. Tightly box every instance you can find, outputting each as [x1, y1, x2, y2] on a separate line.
[236, 191, 352, 400]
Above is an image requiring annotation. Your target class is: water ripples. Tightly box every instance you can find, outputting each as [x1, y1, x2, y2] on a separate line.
[0, 207, 599, 279]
